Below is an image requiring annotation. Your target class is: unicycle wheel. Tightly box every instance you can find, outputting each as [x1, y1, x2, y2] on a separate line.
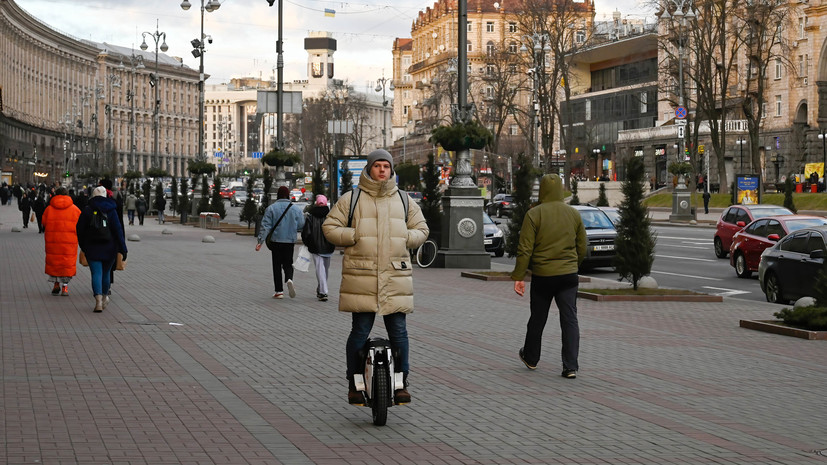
[371, 363, 390, 426]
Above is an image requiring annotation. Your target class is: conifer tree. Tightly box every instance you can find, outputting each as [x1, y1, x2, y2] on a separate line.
[505, 153, 535, 258]
[240, 175, 258, 228]
[420, 153, 442, 241]
[209, 176, 227, 219]
[170, 177, 179, 214]
[569, 177, 580, 205]
[783, 175, 797, 213]
[597, 182, 609, 206]
[614, 156, 657, 290]
[258, 169, 274, 217]
[198, 175, 210, 214]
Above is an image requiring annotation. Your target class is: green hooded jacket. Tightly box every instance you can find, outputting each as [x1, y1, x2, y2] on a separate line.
[511, 174, 586, 280]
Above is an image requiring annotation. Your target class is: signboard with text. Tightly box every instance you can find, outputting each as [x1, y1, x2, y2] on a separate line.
[736, 174, 761, 205]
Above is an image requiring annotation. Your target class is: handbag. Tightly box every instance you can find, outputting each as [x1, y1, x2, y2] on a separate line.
[30, 212, 35, 222]
[78, 251, 88, 267]
[116, 252, 127, 270]
[294, 245, 311, 272]
[264, 204, 292, 251]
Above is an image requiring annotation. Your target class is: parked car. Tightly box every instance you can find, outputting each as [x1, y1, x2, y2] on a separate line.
[482, 212, 505, 257]
[730, 215, 827, 278]
[758, 225, 827, 303]
[487, 193, 514, 217]
[290, 189, 304, 202]
[597, 206, 620, 226]
[714, 204, 793, 258]
[408, 191, 423, 205]
[231, 188, 248, 207]
[572, 205, 617, 269]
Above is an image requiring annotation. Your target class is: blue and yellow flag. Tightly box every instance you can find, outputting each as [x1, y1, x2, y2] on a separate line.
[324, 8, 335, 17]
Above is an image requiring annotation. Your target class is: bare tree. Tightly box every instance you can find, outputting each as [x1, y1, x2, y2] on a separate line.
[342, 93, 377, 156]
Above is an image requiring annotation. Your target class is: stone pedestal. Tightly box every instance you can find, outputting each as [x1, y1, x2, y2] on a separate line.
[669, 178, 695, 221]
[435, 186, 492, 269]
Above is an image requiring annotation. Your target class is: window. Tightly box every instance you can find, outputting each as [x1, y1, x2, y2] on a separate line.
[576, 30, 586, 44]
[799, 17, 807, 39]
[403, 74, 412, 83]
[775, 58, 782, 79]
[799, 55, 805, 75]
[775, 95, 782, 117]
[486, 22, 494, 33]
[486, 64, 495, 76]
[509, 124, 519, 135]
[403, 105, 409, 116]
[487, 41, 495, 56]
[467, 42, 472, 52]
[762, 103, 767, 118]
[402, 56, 411, 68]
[640, 91, 647, 113]
[508, 22, 517, 33]
[468, 22, 472, 32]
[485, 86, 494, 98]
[745, 219, 767, 236]
[509, 41, 517, 53]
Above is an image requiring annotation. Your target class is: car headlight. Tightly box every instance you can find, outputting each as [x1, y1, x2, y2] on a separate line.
[493, 228, 503, 238]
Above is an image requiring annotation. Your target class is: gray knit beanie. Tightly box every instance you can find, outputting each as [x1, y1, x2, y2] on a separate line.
[365, 149, 394, 175]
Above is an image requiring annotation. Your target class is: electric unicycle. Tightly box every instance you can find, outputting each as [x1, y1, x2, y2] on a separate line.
[352, 338, 404, 426]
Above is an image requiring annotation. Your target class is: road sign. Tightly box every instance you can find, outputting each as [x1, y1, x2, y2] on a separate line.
[698, 145, 704, 154]
[676, 119, 687, 126]
[676, 107, 687, 119]
[677, 126, 685, 139]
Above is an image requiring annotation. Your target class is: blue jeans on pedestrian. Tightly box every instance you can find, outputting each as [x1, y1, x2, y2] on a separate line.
[346, 312, 408, 380]
[88, 258, 116, 296]
[523, 273, 580, 371]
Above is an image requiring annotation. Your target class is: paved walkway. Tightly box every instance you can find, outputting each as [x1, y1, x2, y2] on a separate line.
[2, 202, 826, 464]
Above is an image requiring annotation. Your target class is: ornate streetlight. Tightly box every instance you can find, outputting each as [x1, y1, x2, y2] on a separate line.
[181, 0, 221, 161]
[141, 20, 169, 170]
[104, 73, 121, 174]
[736, 137, 747, 170]
[375, 75, 394, 149]
[119, 53, 145, 172]
[520, 34, 551, 169]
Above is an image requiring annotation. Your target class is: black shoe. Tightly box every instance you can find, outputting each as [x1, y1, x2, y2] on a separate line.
[319, 294, 328, 301]
[348, 387, 365, 405]
[519, 348, 537, 370]
[51, 282, 60, 296]
[561, 369, 577, 379]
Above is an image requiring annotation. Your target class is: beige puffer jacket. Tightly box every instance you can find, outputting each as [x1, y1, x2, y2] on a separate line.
[323, 171, 429, 314]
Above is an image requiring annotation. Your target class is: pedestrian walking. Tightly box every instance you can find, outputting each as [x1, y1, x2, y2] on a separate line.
[19, 190, 31, 228]
[42, 187, 82, 296]
[154, 194, 166, 224]
[301, 194, 335, 301]
[255, 186, 305, 299]
[76, 186, 127, 312]
[0, 183, 9, 205]
[125, 192, 137, 225]
[322, 149, 429, 405]
[32, 193, 47, 233]
[135, 195, 147, 225]
[703, 190, 711, 214]
[511, 174, 586, 379]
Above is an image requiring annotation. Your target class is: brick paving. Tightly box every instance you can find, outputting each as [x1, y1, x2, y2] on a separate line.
[2, 203, 827, 464]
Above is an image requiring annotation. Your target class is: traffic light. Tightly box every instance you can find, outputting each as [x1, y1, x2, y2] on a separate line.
[64, 171, 70, 178]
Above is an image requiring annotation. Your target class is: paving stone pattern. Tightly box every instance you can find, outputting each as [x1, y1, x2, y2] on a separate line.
[2, 204, 826, 464]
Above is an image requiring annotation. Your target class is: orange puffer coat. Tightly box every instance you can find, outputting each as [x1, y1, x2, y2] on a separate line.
[43, 195, 82, 277]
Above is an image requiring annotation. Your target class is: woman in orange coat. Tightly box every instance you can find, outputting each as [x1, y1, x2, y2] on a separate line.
[42, 187, 82, 296]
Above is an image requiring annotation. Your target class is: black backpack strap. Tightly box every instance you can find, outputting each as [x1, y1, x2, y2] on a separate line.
[347, 186, 361, 228]
[397, 189, 409, 222]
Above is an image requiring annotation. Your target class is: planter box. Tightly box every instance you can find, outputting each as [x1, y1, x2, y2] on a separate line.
[739, 320, 827, 340]
[460, 271, 594, 284]
[577, 291, 722, 302]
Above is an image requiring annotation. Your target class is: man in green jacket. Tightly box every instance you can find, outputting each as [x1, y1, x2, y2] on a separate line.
[511, 174, 586, 378]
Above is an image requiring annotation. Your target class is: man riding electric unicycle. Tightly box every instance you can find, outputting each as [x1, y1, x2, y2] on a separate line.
[323, 149, 429, 425]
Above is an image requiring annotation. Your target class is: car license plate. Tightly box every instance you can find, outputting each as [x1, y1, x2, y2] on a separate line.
[593, 245, 614, 251]
[484, 239, 493, 245]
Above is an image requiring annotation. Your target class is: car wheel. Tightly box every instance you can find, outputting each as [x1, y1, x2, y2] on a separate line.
[734, 253, 751, 278]
[714, 237, 727, 258]
[495, 246, 504, 258]
[764, 272, 787, 304]
[497, 206, 502, 217]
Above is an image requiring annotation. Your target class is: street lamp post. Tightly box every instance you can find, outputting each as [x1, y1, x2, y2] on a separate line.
[141, 20, 168, 170]
[661, 0, 695, 175]
[120, 53, 145, 173]
[592, 148, 600, 180]
[105, 73, 121, 174]
[181, 0, 221, 162]
[520, 34, 551, 169]
[736, 137, 747, 170]
[375, 75, 393, 149]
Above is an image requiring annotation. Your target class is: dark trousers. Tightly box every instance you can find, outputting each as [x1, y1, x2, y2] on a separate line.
[523, 273, 580, 371]
[270, 242, 295, 292]
[346, 312, 408, 379]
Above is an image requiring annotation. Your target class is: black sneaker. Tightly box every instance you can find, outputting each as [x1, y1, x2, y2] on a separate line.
[319, 294, 328, 301]
[51, 282, 61, 296]
[519, 348, 537, 370]
[561, 369, 577, 379]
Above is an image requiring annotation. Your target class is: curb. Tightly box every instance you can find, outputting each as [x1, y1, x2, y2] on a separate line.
[578, 291, 723, 302]
[739, 320, 827, 340]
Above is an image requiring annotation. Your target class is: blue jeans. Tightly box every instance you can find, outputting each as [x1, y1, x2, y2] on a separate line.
[88, 258, 116, 296]
[346, 312, 408, 379]
[524, 273, 580, 371]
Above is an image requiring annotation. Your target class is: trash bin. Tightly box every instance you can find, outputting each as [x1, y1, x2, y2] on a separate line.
[199, 212, 220, 229]
[812, 183, 818, 193]
[796, 183, 803, 193]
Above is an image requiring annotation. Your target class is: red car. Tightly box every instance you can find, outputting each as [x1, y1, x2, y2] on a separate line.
[714, 204, 792, 258]
[220, 187, 235, 200]
[729, 215, 827, 277]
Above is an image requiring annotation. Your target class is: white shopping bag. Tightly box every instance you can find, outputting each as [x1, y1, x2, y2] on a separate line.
[295, 245, 311, 272]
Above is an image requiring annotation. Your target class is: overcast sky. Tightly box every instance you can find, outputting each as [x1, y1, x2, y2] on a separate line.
[20, 0, 652, 96]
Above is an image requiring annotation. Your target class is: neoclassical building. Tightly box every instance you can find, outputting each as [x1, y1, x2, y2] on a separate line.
[0, 0, 200, 186]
